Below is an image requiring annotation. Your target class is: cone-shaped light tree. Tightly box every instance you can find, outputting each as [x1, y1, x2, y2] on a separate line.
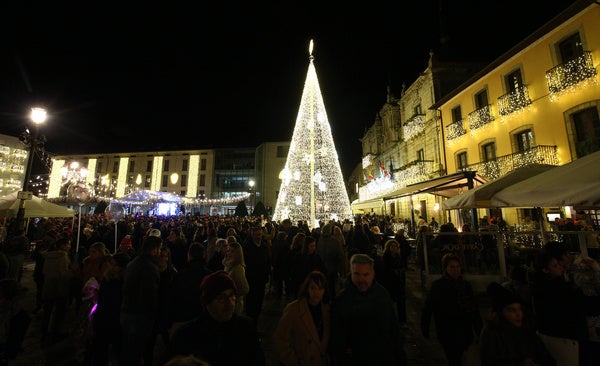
[272, 40, 354, 229]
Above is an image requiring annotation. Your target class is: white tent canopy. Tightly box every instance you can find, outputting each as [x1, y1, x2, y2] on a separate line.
[442, 164, 556, 209]
[491, 150, 600, 208]
[0, 192, 75, 218]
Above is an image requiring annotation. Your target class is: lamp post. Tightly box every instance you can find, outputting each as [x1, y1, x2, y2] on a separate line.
[248, 179, 255, 215]
[14, 107, 47, 233]
[62, 162, 91, 255]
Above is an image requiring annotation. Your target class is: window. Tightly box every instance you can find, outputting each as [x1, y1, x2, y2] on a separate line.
[127, 175, 134, 185]
[515, 129, 534, 152]
[96, 162, 103, 173]
[162, 175, 168, 187]
[199, 174, 206, 186]
[414, 104, 422, 115]
[200, 159, 207, 171]
[558, 33, 584, 63]
[572, 107, 600, 157]
[457, 152, 468, 170]
[417, 149, 424, 161]
[180, 190, 186, 196]
[163, 160, 170, 172]
[128, 161, 135, 173]
[474, 89, 488, 109]
[112, 161, 119, 173]
[482, 142, 496, 162]
[145, 175, 151, 188]
[146, 160, 152, 172]
[182, 159, 188, 171]
[451, 106, 462, 123]
[505, 69, 523, 92]
[181, 174, 187, 187]
[276, 146, 288, 158]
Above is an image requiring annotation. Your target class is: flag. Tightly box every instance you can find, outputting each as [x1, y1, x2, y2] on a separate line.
[379, 161, 390, 180]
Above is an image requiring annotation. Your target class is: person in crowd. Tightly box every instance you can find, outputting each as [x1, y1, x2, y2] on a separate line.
[79, 242, 111, 286]
[0, 250, 8, 281]
[222, 241, 249, 316]
[346, 222, 371, 257]
[270, 231, 289, 298]
[429, 217, 439, 231]
[40, 236, 76, 344]
[169, 242, 213, 329]
[4, 229, 28, 285]
[145, 246, 177, 366]
[571, 255, 600, 366]
[479, 282, 555, 366]
[299, 235, 327, 282]
[242, 226, 271, 321]
[316, 223, 345, 298]
[543, 241, 573, 282]
[207, 238, 227, 272]
[120, 235, 162, 366]
[0, 278, 30, 363]
[421, 253, 482, 366]
[415, 224, 431, 289]
[166, 270, 265, 366]
[394, 229, 412, 268]
[75, 276, 100, 363]
[331, 225, 349, 274]
[274, 270, 331, 366]
[285, 232, 307, 300]
[90, 252, 130, 366]
[31, 229, 57, 312]
[380, 238, 408, 327]
[330, 253, 406, 365]
[166, 229, 188, 272]
[532, 250, 585, 366]
[163, 354, 212, 366]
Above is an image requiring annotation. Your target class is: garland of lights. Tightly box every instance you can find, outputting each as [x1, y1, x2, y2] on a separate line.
[468, 104, 494, 131]
[498, 85, 532, 116]
[271, 40, 353, 228]
[546, 51, 597, 99]
[403, 114, 425, 140]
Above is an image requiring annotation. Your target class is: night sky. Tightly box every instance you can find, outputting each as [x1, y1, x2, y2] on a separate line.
[0, 1, 578, 177]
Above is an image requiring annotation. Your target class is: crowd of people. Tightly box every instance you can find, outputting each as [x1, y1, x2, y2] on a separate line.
[0, 211, 596, 365]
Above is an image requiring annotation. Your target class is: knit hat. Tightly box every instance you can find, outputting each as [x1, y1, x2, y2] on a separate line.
[200, 270, 237, 306]
[119, 235, 133, 249]
[487, 282, 521, 313]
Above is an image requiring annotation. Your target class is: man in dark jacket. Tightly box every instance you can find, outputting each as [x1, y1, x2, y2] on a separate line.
[169, 242, 213, 327]
[242, 226, 271, 321]
[331, 253, 406, 366]
[120, 235, 162, 366]
[166, 270, 265, 366]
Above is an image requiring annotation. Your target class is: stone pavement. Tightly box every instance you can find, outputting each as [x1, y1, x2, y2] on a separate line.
[11, 259, 465, 366]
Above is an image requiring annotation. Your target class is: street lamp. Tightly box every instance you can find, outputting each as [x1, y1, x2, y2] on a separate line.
[14, 107, 47, 232]
[248, 179, 255, 215]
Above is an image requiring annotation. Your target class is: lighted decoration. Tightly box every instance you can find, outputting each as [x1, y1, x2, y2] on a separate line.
[403, 114, 425, 141]
[546, 51, 597, 101]
[271, 39, 354, 228]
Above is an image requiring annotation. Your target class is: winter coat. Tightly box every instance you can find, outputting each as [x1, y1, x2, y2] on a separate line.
[42, 250, 73, 301]
[274, 297, 331, 366]
[224, 262, 249, 316]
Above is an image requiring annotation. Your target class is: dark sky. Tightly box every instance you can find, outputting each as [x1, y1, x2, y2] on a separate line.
[0, 1, 577, 177]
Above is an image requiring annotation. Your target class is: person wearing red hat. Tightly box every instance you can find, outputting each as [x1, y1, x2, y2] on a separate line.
[166, 270, 265, 366]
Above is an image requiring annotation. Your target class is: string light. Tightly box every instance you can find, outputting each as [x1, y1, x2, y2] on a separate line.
[272, 40, 353, 228]
[546, 51, 597, 101]
[403, 114, 425, 140]
[497, 85, 532, 116]
[468, 104, 494, 131]
[446, 120, 467, 140]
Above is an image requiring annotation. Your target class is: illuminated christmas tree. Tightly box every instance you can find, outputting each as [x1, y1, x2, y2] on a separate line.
[272, 40, 354, 229]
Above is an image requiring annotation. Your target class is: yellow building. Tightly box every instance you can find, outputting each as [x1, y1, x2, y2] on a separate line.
[433, 0, 600, 227]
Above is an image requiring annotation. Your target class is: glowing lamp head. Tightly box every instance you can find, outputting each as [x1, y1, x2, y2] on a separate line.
[30, 107, 47, 124]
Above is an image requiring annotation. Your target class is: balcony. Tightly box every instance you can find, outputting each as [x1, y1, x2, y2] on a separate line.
[468, 104, 494, 130]
[446, 120, 466, 140]
[497, 85, 532, 116]
[459, 145, 558, 180]
[546, 51, 597, 94]
[403, 113, 425, 140]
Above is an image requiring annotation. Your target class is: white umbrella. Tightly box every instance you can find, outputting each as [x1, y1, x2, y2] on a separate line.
[492, 150, 600, 208]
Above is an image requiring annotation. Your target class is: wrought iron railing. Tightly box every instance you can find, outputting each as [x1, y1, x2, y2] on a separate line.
[446, 120, 466, 140]
[459, 145, 558, 180]
[546, 51, 597, 94]
[468, 104, 495, 130]
[497, 85, 532, 116]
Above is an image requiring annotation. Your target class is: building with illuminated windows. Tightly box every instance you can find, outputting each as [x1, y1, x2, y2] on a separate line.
[351, 0, 600, 232]
[0, 134, 28, 197]
[46, 142, 290, 216]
